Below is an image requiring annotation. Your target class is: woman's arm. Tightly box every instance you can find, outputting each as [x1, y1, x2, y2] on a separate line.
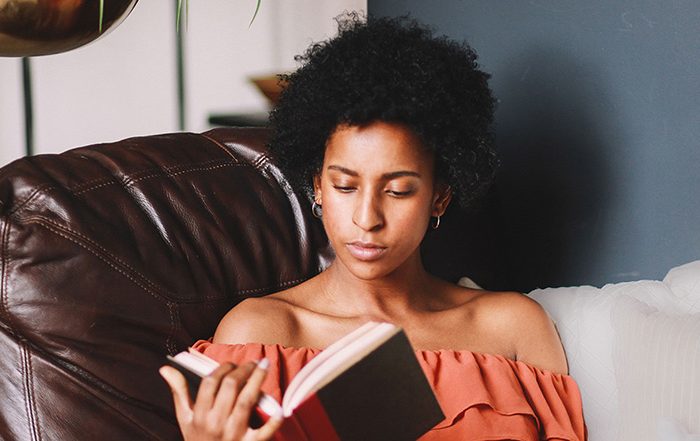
[508, 293, 569, 375]
[213, 297, 299, 346]
[477, 291, 569, 375]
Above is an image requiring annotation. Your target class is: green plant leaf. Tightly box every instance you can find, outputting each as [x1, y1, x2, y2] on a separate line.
[176, 0, 183, 32]
[249, 0, 262, 28]
[99, 0, 104, 33]
[176, 0, 190, 32]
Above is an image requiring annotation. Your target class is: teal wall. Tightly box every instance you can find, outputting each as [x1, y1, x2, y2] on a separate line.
[371, 1, 700, 290]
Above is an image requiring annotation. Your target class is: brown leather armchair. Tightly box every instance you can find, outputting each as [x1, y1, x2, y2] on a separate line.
[0, 128, 332, 440]
[0, 127, 499, 440]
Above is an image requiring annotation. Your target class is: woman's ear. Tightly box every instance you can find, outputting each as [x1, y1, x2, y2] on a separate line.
[432, 184, 452, 217]
[312, 174, 322, 204]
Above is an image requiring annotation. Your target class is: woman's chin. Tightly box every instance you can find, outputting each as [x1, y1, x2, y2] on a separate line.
[337, 257, 415, 282]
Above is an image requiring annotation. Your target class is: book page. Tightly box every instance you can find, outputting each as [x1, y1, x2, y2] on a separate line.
[281, 321, 380, 408]
[282, 322, 399, 414]
[257, 393, 283, 418]
[170, 350, 220, 377]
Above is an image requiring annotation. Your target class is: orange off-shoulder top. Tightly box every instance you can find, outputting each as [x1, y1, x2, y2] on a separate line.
[193, 341, 587, 441]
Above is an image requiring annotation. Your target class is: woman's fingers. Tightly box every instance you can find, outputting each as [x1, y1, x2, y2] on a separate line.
[193, 363, 236, 424]
[206, 361, 257, 430]
[161, 358, 280, 441]
[246, 416, 284, 441]
[224, 359, 270, 439]
[159, 366, 194, 424]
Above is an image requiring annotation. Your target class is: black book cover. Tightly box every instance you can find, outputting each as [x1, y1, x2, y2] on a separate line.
[311, 331, 445, 441]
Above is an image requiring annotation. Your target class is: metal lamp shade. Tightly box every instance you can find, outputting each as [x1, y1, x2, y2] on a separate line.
[0, 0, 138, 57]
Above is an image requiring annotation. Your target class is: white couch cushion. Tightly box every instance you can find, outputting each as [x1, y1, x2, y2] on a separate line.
[612, 295, 700, 441]
[528, 278, 693, 441]
[663, 260, 700, 313]
[529, 285, 619, 441]
[657, 417, 700, 441]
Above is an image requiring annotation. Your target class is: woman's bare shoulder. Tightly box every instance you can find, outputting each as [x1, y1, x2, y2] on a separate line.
[468, 289, 569, 374]
[212, 290, 302, 345]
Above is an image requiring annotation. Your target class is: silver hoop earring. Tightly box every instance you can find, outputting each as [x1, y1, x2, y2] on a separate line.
[432, 215, 441, 230]
[312, 201, 323, 219]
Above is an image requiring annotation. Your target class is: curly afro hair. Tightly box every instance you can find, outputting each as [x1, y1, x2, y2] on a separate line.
[268, 13, 498, 208]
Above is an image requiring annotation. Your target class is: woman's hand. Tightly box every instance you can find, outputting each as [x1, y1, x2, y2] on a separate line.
[160, 359, 283, 441]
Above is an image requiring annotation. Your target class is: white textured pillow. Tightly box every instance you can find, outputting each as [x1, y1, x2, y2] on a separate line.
[612, 295, 700, 441]
[528, 280, 684, 441]
[529, 285, 619, 441]
[657, 417, 700, 441]
[663, 260, 700, 313]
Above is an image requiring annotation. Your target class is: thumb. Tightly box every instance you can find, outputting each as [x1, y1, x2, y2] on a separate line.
[159, 366, 194, 423]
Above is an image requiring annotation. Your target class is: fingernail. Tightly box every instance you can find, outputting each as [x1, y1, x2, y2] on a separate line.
[257, 358, 270, 370]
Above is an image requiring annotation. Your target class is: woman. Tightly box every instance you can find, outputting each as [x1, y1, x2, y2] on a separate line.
[160, 14, 587, 441]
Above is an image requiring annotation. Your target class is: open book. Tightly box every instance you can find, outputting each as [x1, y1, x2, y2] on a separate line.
[166, 322, 445, 441]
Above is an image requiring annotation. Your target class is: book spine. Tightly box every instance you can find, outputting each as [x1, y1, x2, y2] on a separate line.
[274, 416, 310, 441]
[254, 407, 309, 441]
[293, 394, 342, 441]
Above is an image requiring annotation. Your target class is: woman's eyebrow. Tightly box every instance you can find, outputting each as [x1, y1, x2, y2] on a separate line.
[327, 165, 421, 179]
[381, 170, 421, 179]
[327, 165, 359, 176]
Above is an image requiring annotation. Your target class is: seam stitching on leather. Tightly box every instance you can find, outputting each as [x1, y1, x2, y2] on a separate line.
[28, 217, 171, 298]
[27, 343, 42, 441]
[20, 342, 31, 440]
[10, 214, 230, 303]
[21, 341, 41, 441]
[7, 185, 53, 216]
[73, 161, 244, 196]
[69, 167, 167, 194]
[69, 158, 234, 194]
[235, 277, 306, 296]
[8, 330, 174, 440]
[200, 133, 242, 162]
[166, 303, 177, 355]
[161, 162, 240, 179]
[0, 219, 15, 331]
[17, 217, 167, 303]
[6, 159, 240, 217]
[251, 153, 270, 171]
[0, 220, 6, 324]
[14, 330, 173, 415]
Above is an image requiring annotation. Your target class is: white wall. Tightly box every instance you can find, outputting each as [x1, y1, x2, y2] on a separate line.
[0, 0, 366, 166]
[0, 58, 23, 164]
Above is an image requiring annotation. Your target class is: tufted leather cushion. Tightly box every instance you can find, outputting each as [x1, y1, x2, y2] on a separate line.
[0, 128, 331, 441]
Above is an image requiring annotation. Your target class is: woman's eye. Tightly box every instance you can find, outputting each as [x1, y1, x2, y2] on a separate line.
[386, 189, 413, 197]
[333, 186, 355, 193]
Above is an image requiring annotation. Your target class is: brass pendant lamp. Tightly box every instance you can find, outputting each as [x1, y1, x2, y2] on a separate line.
[0, 0, 138, 57]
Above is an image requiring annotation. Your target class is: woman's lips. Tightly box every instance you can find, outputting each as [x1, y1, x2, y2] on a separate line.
[346, 242, 387, 261]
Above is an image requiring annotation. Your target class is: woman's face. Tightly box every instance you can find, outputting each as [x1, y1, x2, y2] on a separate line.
[314, 121, 451, 280]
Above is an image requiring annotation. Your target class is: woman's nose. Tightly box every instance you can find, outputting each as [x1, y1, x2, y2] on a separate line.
[352, 192, 384, 231]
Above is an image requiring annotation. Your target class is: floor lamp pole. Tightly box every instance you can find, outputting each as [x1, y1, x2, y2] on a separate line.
[175, 0, 186, 131]
[21, 57, 34, 156]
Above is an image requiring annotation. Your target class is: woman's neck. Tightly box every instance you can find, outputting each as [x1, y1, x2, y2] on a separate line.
[316, 254, 438, 321]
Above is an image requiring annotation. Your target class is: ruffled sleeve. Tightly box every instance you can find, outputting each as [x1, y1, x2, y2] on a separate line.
[192, 341, 587, 441]
[416, 350, 587, 441]
[192, 340, 320, 404]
